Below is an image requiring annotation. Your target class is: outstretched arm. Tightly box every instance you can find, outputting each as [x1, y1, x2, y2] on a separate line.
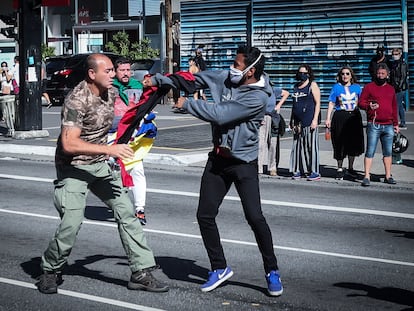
[176, 89, 267, 126]
[61, 126, 134, 160]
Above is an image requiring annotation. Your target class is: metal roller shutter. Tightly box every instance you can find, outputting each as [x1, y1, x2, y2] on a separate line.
[180, 0, 409, 108]
[407, 0, 414, 107]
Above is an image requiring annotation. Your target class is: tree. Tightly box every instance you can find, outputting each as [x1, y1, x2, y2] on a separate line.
[105, 31, 159, 60]
[41, 43, 55, 61]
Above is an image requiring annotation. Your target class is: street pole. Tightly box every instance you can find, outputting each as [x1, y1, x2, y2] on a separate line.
[401, 0, 410, 110]
[165, 0, 172, 74]
[15, 0, 48, 139]
[73, 0, 78, 54]
[107, 0, 113, 22]
[142, 0, 146, 38]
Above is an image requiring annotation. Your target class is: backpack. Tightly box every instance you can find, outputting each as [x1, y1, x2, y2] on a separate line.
[270, 110, 286, 137]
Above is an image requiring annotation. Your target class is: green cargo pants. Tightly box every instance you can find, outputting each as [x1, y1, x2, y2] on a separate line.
[41, 162, 156, 273]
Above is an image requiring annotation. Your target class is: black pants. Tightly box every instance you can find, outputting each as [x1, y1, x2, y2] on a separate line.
[196, 153, 279, 274]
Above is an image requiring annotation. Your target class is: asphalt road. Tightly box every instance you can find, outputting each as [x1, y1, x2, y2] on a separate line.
[0, 157, 413, 311]
[1, 102, 414, 310]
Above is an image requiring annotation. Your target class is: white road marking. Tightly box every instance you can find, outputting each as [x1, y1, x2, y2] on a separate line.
[1, 173, 413, 220]
[0, 208, 413, 268]
[0, 277, 166, 311]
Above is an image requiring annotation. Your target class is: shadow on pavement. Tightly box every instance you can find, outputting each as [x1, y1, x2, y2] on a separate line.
[157, 256, 271, 296]
[385, 229, 414, 240]
[334, 282, 414, 310]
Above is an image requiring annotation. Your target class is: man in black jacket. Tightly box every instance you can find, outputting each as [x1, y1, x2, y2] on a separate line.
[368, 46, 391, 81]
[390, 48, 408, 128]
[194, 47, 207, 100]
[194, 47, 206, 71]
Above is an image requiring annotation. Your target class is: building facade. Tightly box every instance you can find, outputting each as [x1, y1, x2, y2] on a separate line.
[1, 0, 412, 108]
[179, 0, 413, 108]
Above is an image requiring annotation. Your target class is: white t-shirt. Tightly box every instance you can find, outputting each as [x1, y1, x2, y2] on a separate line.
[10, 63, 19, 85]
[1, 72, 12, 94]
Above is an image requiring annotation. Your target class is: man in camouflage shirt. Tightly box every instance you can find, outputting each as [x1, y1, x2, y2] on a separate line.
[37, 54, 168, 294]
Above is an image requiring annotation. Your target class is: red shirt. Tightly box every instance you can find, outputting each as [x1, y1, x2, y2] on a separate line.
[359, 82, 398, 126]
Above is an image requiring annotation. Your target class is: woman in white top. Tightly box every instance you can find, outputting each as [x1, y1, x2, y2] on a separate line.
[1, 61, 13, 94]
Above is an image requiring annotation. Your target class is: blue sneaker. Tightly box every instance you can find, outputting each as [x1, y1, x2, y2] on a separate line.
[266, 270, 283, 296]
[307, 172, 321, 181]
[200, 267, 234, 292]
[292, 172, 301, 180]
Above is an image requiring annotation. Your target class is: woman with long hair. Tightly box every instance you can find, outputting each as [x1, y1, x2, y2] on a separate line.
[325, 66, 364, 180]
[289, 63, 321, 181]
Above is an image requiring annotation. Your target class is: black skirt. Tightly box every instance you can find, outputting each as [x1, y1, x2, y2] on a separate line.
[331, 109, 364, 160]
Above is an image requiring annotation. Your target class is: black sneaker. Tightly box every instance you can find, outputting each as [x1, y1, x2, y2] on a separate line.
[335, 169, 344, 180]
[384, 176, 397, 184]
[347, 169, 358, 179]
[361, 178, 370, 187]
[36, 272, 62, 294]
[128, 267, 169, 292]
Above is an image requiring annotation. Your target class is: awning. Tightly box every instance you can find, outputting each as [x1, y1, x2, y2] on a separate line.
[48, 36, 72, 42]
[73, 21, 141, 33]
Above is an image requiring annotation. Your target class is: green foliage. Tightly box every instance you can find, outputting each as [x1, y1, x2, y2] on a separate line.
[105, 31, 159, 60]
[41, 43, 55, 61]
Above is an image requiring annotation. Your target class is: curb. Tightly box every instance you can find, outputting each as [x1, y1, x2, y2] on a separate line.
[0, 143, 207, 167]
[1, 143, 413, 187]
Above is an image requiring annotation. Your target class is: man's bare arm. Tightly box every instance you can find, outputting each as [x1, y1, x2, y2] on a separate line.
[61, 126, 134, 160]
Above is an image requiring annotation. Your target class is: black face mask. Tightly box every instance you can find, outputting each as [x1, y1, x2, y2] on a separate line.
[296, 72, 308, 82]
[374, 77, 387, 85]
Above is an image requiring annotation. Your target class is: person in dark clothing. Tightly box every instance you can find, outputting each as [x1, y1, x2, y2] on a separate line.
[289, 64, 321, 181]
[194, 47, 207, 100]
[389, 48, 408, 128]
[194, 47, 206, 71]
[368, 46, 391, 81]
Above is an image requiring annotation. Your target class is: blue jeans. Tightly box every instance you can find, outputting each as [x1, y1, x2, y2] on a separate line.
[396, 91, 406, 126]
[365, 123, 394, 158]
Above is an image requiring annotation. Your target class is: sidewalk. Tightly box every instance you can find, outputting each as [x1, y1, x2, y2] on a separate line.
[1, 105, 413, 187]
[0, 141, 413, 187]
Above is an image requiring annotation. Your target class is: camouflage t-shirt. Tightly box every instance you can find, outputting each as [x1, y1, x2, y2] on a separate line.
[55, 80, 116, 166]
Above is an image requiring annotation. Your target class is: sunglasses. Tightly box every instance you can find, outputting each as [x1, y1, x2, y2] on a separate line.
[341, 72, 351, 76]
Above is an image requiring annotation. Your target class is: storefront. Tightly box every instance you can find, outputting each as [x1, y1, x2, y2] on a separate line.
[72, 21, 142, 53]
[180, 0, 413, 108]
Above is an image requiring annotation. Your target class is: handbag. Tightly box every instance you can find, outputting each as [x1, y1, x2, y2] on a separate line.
[279, 114, 286, 136]
[12, 79, 19, 95]
[292, 122, 302, 135]
[269, 111, 286, 137]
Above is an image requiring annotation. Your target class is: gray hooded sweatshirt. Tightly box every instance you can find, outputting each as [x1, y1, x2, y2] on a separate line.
[183, 70, 273, 163]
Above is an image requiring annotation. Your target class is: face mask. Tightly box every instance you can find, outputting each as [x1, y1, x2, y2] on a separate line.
[392, 55, 401, 61]
[2, 66, 7, 70]
[375, 77, 387, 85]
[229, 53, 263, 84]
[296, 72, 308, 82]
[229, 67, 246, 84]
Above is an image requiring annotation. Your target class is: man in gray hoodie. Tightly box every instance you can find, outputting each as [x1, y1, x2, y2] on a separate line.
[174, 45, 283, 296]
